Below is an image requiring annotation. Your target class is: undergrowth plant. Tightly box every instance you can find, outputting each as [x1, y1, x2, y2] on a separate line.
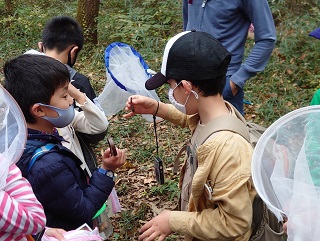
[243, 2, 320, 126]
[149, 179, 180, 201]
[1, 1, 320, 240]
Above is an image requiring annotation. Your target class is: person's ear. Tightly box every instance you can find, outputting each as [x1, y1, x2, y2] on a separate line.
[38, 42, 44, 53]
[182, 80, 199, 99]
[31, 103, 46, 117]
[181, 80, 192, 95]
[70, 46, 79, 63]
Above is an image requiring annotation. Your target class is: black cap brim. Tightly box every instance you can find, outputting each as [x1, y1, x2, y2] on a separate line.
[145, 72, 169, 90]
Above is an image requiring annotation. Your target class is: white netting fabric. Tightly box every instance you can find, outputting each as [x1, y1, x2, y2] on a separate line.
[98, 43, 160, 122]
[252, 105, 320, 241]
[0, 85, 27, 190]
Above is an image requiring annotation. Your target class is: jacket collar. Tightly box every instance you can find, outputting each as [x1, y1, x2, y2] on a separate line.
[27, 128, 65, 143]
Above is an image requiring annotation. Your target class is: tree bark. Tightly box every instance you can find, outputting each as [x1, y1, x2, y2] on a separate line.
[76, 0, 100, 45]
[287, 0, 317, 11]
[5, 0, 16, 15]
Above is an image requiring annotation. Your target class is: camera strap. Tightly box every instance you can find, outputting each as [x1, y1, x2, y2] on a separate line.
[153, 114, 165, 184]
[152, 101, 160, 155]
[153, 115, 159, 156]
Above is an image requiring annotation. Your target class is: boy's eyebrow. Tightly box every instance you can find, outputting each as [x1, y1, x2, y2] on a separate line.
[61, 84, 69, 94]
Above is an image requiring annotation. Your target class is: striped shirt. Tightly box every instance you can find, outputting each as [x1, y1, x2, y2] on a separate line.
[0, 164, 46, 241]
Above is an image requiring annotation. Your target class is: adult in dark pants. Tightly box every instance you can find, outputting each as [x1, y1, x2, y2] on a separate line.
[183, 0, 277, 114]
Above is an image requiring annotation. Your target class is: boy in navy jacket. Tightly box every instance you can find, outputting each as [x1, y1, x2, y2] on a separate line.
[3, 54, 126, 230]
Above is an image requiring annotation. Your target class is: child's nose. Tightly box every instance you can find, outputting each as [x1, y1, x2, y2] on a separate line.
[68, 96, 74, 105]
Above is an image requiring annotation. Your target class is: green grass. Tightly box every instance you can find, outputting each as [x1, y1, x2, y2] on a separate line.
[1, 1, 320, 240]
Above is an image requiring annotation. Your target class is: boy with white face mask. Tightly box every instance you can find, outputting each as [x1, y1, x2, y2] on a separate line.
[124, 30, 256, 241]
[4, 54, 126, 231]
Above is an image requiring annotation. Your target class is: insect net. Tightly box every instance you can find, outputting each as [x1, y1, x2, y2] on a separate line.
[0, 85, 27, 190]
[252, 105, 320, 241]
[97, 42, 160, 122]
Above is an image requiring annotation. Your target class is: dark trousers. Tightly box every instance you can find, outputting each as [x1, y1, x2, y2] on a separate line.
[223, 75, 244, 115]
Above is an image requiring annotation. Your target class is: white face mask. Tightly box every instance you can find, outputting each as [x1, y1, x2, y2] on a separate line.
[168, 82, 199, 114]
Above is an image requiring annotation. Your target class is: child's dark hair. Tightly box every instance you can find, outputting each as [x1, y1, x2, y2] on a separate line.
[191, 75, 226, 96]
[175, 75, 226, 96]
[41, 15, 84, 53]
[3, 54, 70, 123]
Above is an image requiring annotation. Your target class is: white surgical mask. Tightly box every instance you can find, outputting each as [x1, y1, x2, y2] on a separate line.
[168, 82, 199, 114]
[38, 103, 75, 128]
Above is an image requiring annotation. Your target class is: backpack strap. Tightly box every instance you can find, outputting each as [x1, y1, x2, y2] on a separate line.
[173, 114, 250, 174]
[27, 143, 56, 175]
[75, 131, 99, 176]
[195, 114, 250, 146]
[173, 144, 188, 174]
[229, 105, 266, 147]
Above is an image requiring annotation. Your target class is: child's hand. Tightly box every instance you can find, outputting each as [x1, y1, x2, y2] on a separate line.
[283, 216, 288, 234]
[100, 148, 126, 172]
[45, 228, 67, 240]
[138, 210, 172, 241]
[68, 82, 86, 105]
[123, 95, 158, 119]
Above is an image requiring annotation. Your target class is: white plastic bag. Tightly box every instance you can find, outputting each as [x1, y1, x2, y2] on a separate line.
[42, 227, 103, 241]
[108, 187, 121, 215]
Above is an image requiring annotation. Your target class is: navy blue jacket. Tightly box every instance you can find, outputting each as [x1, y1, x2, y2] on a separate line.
[17, 129, 114, 230]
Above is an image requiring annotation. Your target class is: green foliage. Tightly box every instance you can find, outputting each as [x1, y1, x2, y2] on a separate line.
[0, 0, 78, 68]
[242, 1, 320, 126]
[116, 183, 129, 196]
[275, 9, 320, 89]
[149, 179, 180, 201]
[1, 1, 320, 240]
[98, 0, 182, 71]
[116, 203, 149, 239]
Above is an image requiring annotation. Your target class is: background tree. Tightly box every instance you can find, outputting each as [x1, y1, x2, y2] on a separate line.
[76, 0, 100, 45]
[1, 1, 320, 239]
[4, 0, 16, 15]
[281, 0, 317, 11]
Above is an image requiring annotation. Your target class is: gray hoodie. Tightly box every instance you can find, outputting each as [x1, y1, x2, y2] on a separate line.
[183, 0, 276, 89]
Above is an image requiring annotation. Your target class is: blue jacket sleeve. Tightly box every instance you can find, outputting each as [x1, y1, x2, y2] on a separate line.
[28, 152, 114, 228]
[183, 0, 188, 31]
[231, 0, 277, 88]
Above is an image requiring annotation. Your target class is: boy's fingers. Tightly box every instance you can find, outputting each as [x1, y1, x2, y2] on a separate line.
[123, 112, 135, 119]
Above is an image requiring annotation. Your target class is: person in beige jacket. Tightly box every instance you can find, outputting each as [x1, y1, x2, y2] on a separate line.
[124, 30, 256, 241]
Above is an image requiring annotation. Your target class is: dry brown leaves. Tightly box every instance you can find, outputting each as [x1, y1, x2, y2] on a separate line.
[96, 117, 185, 240]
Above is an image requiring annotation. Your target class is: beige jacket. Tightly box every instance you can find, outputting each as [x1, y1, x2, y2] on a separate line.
[166, 103, 256, 241]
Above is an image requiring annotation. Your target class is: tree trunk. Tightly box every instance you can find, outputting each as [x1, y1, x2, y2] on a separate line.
[5, 0, 16, 15]
[76, 0, 100, 45]
[287, 0, 317, 11]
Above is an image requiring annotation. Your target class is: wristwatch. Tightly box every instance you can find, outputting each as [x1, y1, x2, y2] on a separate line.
[97, 168, 117, 181]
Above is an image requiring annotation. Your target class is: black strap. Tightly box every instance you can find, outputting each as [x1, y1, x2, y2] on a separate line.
[76, 131, 99, 175]
[153, 115, 159, 156]
[34, 228, 46, 241]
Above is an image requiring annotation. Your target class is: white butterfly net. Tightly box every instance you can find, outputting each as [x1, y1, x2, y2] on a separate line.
[98, 43, 160, 122]
[0, 85, 27, 190]
[252, 105, 320, 241]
